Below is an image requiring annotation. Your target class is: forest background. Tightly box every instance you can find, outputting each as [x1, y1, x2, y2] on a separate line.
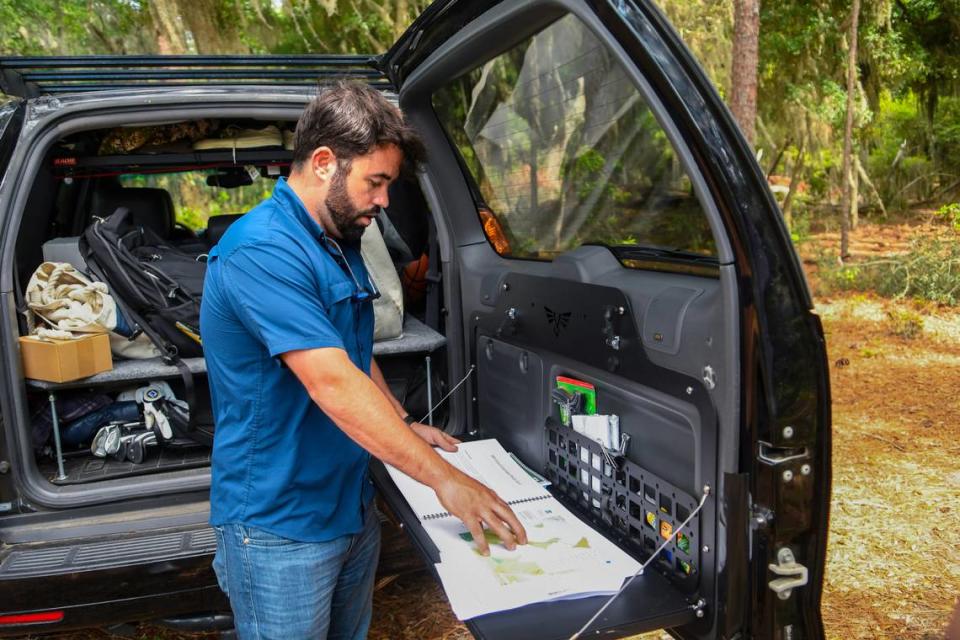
[1, 1, 959, 639]
[3, 0, 959, 300]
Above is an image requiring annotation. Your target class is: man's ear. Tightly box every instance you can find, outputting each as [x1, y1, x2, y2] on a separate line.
[311, 146, 337, 181]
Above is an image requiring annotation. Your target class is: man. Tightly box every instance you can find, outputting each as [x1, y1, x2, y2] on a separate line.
[201, 82, 526, 640]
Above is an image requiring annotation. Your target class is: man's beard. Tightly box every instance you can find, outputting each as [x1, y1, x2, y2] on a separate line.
[325, 166, 376, 243]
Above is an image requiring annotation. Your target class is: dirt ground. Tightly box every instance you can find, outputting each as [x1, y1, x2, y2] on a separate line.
[37, 224, 960, 640]
[800, 225, 960, 640]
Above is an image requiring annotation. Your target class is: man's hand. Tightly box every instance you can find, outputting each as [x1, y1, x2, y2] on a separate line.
[281, 349, 525, 556]
[410, 422, 461, 452]
[434, 470, 528, 556]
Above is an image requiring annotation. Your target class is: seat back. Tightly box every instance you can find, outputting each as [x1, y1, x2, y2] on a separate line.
[205, 213, 244, 247]
[91, 187, 176, 239]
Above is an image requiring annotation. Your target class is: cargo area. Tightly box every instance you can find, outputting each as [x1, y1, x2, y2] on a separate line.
[10, 115, 448, 492]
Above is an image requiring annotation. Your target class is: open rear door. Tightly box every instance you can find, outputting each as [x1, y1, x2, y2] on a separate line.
[376, 2, 831, 639]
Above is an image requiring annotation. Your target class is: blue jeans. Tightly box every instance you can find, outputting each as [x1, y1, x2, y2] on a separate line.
[212, 506, 381, 640]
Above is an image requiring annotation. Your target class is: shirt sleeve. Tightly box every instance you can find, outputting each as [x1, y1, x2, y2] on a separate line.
[220, 241, 346, 357]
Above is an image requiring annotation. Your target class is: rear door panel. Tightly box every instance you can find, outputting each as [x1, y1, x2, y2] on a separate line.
[382, 1, 831, 638]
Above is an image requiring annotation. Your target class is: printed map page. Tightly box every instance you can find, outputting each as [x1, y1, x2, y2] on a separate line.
[425, 497, 640, 620]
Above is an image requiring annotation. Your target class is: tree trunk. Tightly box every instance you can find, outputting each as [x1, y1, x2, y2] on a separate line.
[148, 0, 189, 54]
[766, 137, 790, 179]
[782, 134, 806, 231]
[840, 0, 861, 260]
[730, 0, 760, 147]
[175, 0, 246, 54]
[394, 0, 410, 41]
[856, 153, 886, 217]
[850, 157, 860, 229]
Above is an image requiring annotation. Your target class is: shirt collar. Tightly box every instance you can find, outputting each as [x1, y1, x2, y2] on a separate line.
[271, 177, 362, 258]
[271, 177, 327, 245]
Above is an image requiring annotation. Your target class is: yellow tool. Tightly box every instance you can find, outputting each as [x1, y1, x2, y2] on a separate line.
[175, 321, 202, 345]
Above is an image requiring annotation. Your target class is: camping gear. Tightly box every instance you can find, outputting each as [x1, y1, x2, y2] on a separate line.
[82, 207, 210, 446]
[81, 207, 206, 360]
[361, 220, 404, 341]
[25, 262, 117, 335]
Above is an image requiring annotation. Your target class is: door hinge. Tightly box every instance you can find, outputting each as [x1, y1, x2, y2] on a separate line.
[768, 547, 808, 600]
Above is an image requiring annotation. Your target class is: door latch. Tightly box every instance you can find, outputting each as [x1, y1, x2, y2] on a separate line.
[768, 547, 808, 600]
[758, 442, 809, 466]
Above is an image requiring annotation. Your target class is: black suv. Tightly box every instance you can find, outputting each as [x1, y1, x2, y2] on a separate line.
[0, 1, 831, 638]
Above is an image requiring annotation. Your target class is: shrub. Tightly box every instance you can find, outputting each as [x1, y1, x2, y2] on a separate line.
[886, 309, 925, 339]
[936, 203, 960, 232]
[822, 234, 960, 305]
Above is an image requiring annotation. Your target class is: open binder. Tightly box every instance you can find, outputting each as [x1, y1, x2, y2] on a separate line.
[385, 438, 551, 521]
[385, 439, 645, 621]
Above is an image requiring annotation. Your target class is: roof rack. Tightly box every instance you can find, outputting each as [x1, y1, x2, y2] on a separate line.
[0, 55, 389, 98]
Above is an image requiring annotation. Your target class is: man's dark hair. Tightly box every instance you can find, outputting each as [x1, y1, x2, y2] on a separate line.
[293, 81, 426, 175]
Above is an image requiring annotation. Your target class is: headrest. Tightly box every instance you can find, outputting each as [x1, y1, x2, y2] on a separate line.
[91, 187, 175, 238]
[206, 213, 244, 247]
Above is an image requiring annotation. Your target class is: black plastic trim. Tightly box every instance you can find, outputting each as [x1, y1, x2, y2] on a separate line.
[0, 55, 387, 97]
[0, 526, 215, 579]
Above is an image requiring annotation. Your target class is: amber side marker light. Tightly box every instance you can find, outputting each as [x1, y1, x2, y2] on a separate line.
[0, 611, 65, 625]
[478, 208, 511, 256]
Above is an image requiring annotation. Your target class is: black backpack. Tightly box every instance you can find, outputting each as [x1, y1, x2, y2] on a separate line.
[81, 207, 206, 360]
[81, 208, 213, 445]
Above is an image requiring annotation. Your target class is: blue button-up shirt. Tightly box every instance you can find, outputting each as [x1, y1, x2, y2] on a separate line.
[202, 178, 375, 542]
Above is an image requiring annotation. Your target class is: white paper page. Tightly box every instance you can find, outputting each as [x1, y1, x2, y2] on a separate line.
[385, 439, 551, 521]
[434, 558, 625, 621]
[425, 497, 641, 619]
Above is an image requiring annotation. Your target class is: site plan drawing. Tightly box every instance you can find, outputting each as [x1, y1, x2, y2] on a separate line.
[386, 440, 640, 619]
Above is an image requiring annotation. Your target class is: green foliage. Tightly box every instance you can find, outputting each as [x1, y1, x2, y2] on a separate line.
[121, 171, 273, 231]
[0, 0, 958, 222]
[861, 92, 960, 207]
[787, 209, 813, 244]
[936, 202, 960, 231]
[886, 308, 925, 338]
[865, 92, 930, 205]
[892, 0, 960, 117]
[932, 97, 960, 170]
[0, 0, 151, 56]
[822, 234, 960, 305]
[0, 0, 432, 59]
[746, 0, 960, 217]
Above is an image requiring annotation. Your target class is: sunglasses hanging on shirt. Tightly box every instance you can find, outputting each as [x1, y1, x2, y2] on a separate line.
[325, 237, 381, 303]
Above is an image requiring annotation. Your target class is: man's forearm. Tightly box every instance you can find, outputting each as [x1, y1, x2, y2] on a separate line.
[283, 348, 447, 486]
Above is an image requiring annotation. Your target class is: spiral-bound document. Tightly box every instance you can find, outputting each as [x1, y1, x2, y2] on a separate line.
[385, 438, 552, 521]
[385, 438, 642, 620]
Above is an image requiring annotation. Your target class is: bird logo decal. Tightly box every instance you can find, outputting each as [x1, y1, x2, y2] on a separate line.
[544, 306, 571, 337]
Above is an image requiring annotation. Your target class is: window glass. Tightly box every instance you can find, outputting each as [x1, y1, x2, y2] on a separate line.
[0, 100, 18, 140]
[120, 171, 274, 231]
[432, 14, 717, 265]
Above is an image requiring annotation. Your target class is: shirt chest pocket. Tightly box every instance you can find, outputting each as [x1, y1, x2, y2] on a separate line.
[322, 279, 357, 326]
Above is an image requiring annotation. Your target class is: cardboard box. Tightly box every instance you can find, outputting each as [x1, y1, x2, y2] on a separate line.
[19, 333, 113, 383]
